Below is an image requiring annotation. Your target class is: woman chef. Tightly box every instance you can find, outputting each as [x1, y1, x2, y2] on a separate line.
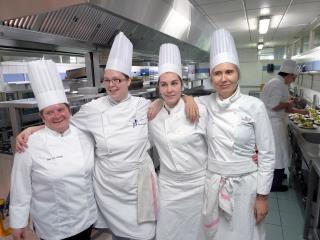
[149, 43, 207, 240]
[199, 29, 275, 240]
[72, 32, 159, 240]
[10, 60, 96, 240]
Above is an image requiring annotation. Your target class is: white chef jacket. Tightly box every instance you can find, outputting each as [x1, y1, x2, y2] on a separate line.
[199, 86, 275, 240]
[10, 125, 96, 240]
[72, 95, 156, 240]
[261, 75, 290, 168]
[261, 75, 289, 119]
[149, 98, 207, 240]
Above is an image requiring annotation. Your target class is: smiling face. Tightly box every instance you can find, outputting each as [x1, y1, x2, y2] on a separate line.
[158, 72, 183, 108]
[211, 62, 239, 99]
[40, 103, 71, 133]
[103, 69, 131, 102]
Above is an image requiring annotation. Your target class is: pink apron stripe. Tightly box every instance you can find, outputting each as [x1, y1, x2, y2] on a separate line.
[220, 190, 231, 201]
[205, 218, 219, 228]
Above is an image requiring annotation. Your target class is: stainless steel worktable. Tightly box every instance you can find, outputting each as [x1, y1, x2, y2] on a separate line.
[288, 119, 320, 139]
[303, 156, 320, 240]
[288, 121, 320, 239]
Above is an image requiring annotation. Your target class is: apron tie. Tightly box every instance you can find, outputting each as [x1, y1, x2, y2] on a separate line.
[202, 174, 241, 239]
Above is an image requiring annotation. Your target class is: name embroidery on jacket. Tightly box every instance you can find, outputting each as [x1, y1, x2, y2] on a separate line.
[46, 155, 63, 161]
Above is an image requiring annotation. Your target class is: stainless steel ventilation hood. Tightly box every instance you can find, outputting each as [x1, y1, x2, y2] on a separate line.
[0, 0, 214, 62]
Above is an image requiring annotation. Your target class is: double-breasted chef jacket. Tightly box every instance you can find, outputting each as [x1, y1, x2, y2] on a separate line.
[10, 125, 97, 240]
[261, 75, 290, 169]
[149, 98, 208, 240]
[198, 86, 275, 240]
[72, 95, 157, 240]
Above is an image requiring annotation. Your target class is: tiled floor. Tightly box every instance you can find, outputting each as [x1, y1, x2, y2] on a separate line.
[265, 188, 305, 240]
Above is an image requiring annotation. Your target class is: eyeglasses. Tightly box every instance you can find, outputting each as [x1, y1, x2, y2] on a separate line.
[103, 78, 127, 85]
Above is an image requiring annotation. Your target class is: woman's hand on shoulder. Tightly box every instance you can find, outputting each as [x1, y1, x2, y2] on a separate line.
[182, 95, 199, 123]
[15, 125, 44, 153]
[147, 98, 163, 121]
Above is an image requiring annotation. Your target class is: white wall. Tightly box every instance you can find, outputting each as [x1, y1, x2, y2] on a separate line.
[238, 48, 261, 87]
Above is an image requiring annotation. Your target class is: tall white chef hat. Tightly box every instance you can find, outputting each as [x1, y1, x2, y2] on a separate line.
[210, 29, 239, 71]
[105, 32, 133, 77]
[28, 60, 68, 111]
[158, 43, 182, 79]
[280, 59, 298, 74]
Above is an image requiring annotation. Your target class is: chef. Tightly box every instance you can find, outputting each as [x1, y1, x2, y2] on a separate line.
[262, 59, 307, 192]
[70, 32, 157, 240]
[10, 60, 96, 240]
[149, 43, 207, 240]
[198, 29, 275, 240]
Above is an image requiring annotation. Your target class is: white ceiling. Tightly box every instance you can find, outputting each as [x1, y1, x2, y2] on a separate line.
[192, 0, 320, 49]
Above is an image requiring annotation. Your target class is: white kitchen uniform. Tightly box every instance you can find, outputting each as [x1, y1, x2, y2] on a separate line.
[72, 95, 157, 240]
[261, 75, 290, 169]
[199, 87, 275, 240]
[10, 125, 96, 240]
[149, 99, 208, 240]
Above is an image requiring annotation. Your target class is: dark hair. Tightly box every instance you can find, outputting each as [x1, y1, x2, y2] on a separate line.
[39, 103, 70, 117]
[278, 72, 290, 77]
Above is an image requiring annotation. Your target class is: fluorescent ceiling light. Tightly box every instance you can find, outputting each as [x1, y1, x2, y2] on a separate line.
[260, 8, 270, 15]
[257, 42, 264, 50]
[259, 17, 270, 34]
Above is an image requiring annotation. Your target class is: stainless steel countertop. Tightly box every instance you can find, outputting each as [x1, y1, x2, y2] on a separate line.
[288, 121, 320, 161]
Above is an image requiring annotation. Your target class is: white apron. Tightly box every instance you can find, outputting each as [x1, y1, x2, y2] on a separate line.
[270, 118, 290, 169]
[72, 95, 157, 240]
[203, 170, 265, 240]
[149, 99, 208, 240]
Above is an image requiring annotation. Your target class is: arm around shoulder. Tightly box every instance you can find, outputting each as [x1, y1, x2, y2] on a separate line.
[16, 125, 44, 153]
